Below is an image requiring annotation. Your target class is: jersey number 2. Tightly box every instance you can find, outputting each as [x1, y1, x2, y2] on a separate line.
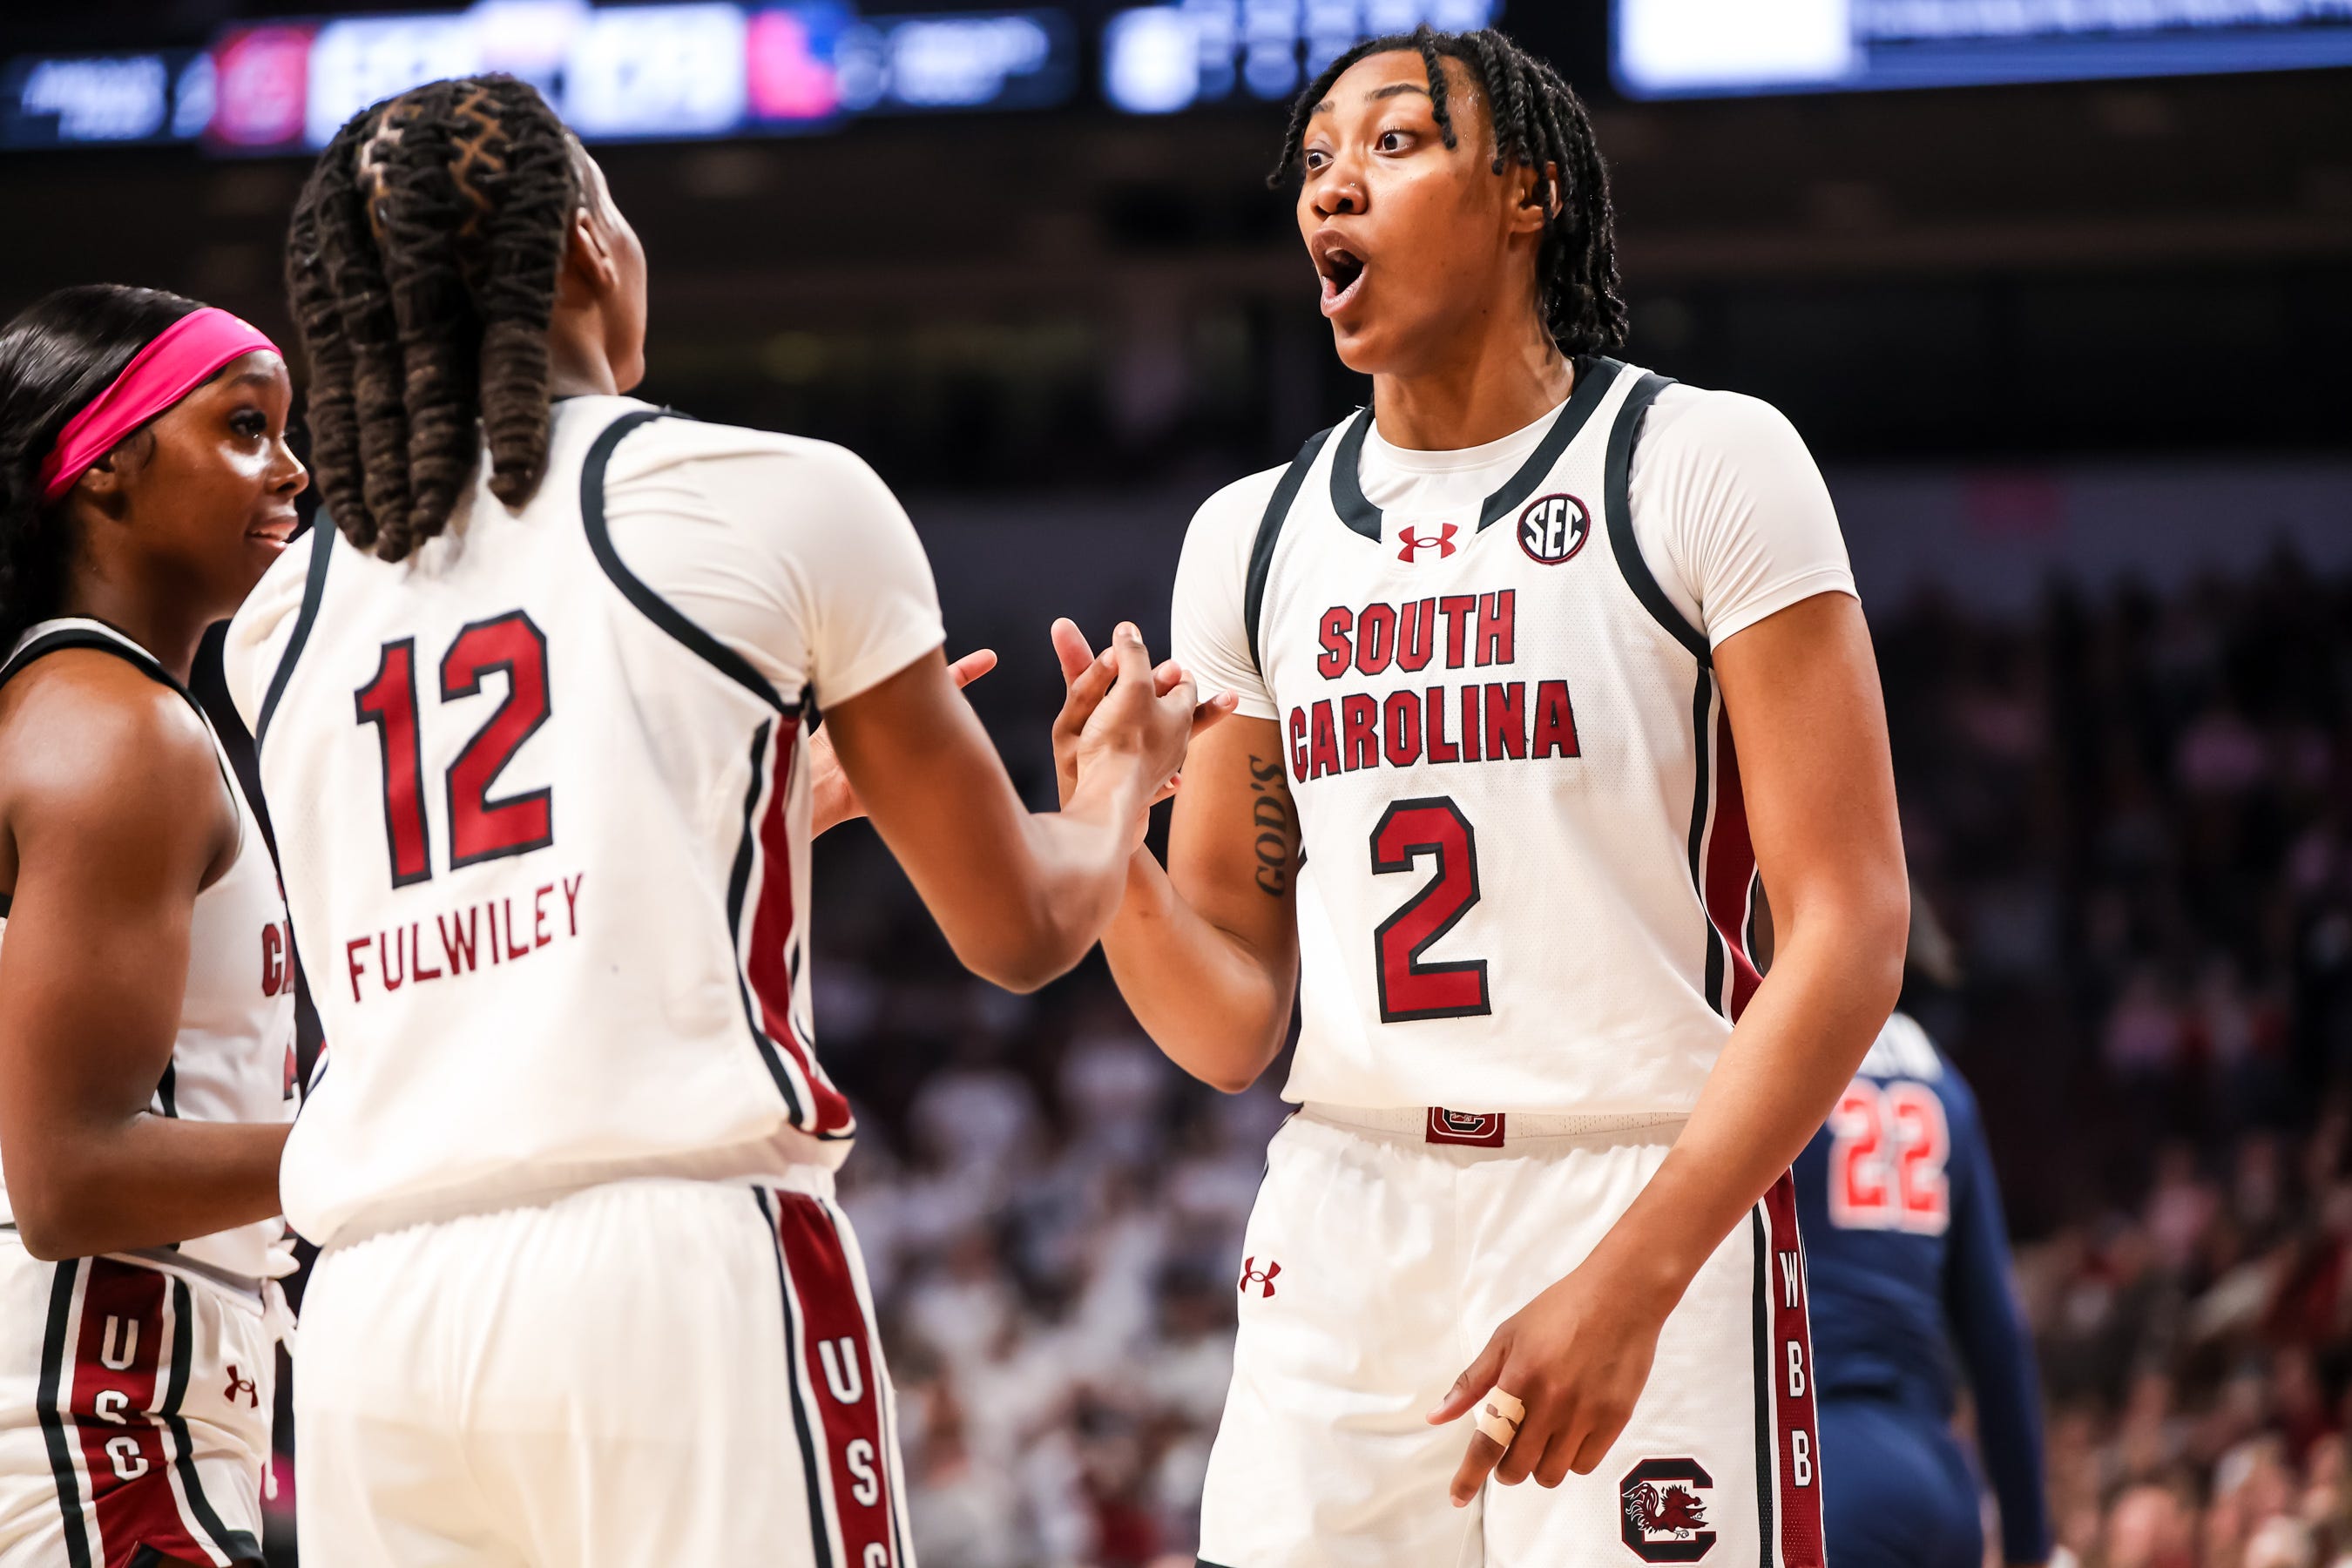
[354, 612, 553, 888]
[1369, 797, 1491, 1023]
[1826, 1079, 1950, 1233]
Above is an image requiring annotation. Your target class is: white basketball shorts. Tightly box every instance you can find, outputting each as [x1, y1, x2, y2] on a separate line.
[1197, 1107, 1824, 1568]
[0, 1240, 272, 1568]
[294, 1173, 912, 1567]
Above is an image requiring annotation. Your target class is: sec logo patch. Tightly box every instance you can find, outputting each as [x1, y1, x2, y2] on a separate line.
[1517, 492, 1590, 564]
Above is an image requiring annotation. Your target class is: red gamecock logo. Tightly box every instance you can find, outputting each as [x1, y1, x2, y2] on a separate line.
[1396, 524, 1459, 563]
[1620, 1458, 1717, 1563]
[1238, 1257, 1281, 1298]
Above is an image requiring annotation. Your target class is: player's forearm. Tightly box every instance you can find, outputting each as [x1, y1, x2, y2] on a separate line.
[948, 772, 1152, 993]
[1102, 851, 1294, 1092]
[1589, 889, 1906, 1309]
[10, 1116, 289, 1261]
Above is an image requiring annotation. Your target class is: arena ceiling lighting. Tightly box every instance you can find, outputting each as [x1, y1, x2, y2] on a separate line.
[1613, 0, 2352, 98]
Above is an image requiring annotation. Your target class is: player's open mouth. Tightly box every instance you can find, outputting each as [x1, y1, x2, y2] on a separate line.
[248, 517, 298, 549]
[1313, 235, 1369, 318]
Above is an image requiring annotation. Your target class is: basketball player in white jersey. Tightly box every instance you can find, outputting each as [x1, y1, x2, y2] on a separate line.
[223, 77, 1213, 1567]
[0, 285, 307, 1567]
[1050, 27, 1908, 1566]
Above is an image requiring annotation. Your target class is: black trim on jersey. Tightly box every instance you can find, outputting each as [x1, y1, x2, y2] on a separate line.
[254, 517, 335, 751]
[726, 721, 808, 1124]
[156, 1062, 178, 1119]
[1602, 372, 1709, 665]
[162, 1277, 263, 1564]
[37, 1259, 92, 1568]
[754, 1188, 835, 1568]
[1749, 1209, 1776, 1568]
[1326, 356, 1623, 543]
[1688, 672, 1728, 1017]
[581, 408, 794, 715]
[1243, 422, 1338, 675]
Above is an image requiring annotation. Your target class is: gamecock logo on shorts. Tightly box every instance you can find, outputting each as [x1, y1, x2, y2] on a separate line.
[1619, 1457, 1715, 1563]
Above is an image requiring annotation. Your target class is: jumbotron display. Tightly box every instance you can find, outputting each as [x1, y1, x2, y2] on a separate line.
[0, 0, 1504, 151]
[1614, 0, 2352, 98]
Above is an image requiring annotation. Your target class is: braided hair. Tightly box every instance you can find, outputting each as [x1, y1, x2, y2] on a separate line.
[286, 75, 581, 562]
[0, 286, 205, 655]
[1271, 26, 1628, 360]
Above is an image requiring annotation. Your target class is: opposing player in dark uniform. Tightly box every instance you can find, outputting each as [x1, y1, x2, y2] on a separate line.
[1793, 896, 2054, 1568]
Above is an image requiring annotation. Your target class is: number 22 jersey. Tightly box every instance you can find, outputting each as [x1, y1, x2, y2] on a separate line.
[1171, 359, 1858, 1116]
[225, 397, 944, 1249]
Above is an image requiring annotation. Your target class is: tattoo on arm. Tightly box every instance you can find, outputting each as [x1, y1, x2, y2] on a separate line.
[1246, 754, 1297, 898]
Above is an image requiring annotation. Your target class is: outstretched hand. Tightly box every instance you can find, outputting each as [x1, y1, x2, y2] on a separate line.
[1050, 618, 1236, 830]
[809, 648, 997, 836]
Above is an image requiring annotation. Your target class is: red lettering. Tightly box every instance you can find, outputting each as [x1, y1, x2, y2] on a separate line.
[1355, 604, 1396, 676]
[1438, 596, 1476, 669]
[380, 929, 406, 991]
[1341, 695, 1378, 772]
[1289, 708, 1308, 782]
[485, 902, 500, 964]
[1382, 691, 1421, 767]
[261, 923, 286, 997]
[1425, 687, 1460, 763]
[1396, 598, 1435, 672]
[1532, 679, 1579, 759]
[1317, 607, 1353, 679]
[410, 920, 443, 983]
[1461, 685, 1483, 762]
[345, 937, 369, 1004]
[504, 898, 532, 961]
[564, 875, 585, 936]
[438, 909, 478, 975]
[1476, 591, 1515, 666]
[1484, 682, 1527, 759]
[534, 885, 555, 949]
[1309, 700, 1340, 780]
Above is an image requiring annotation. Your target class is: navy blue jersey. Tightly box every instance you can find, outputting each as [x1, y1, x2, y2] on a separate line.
[1794, 1012, 2052, 1565]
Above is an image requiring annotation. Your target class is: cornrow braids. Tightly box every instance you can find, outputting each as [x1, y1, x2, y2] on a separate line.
[1270, 26, 1629, 360]
[285, 74, 580, 562]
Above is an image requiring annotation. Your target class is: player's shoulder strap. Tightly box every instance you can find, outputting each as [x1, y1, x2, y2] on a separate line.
[577, 403, 799, 716]
[254, 516, 336, 752]
[1240, 420, 1344, 677]
[1600, 368, 1711, 666]
[0, 618, 240, 919]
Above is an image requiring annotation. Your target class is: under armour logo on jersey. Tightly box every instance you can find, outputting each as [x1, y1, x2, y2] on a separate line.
[1238, 1257, 1281, 1297]
[224, 1365, 258, 1408]
[1396, 524, 1459, 563]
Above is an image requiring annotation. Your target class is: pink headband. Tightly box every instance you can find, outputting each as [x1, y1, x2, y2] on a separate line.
[37, 307, 282, 504]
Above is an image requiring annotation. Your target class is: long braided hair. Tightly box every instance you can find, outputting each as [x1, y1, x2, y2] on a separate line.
[285, 75, 580, 562]
[1270, 27, 1628, 360]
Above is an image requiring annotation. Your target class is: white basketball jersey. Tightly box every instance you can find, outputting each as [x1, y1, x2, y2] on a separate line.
[242, 398, 859, 1248]
[0, 619, 295, 1281]
[1248, 359, 1760, 1116]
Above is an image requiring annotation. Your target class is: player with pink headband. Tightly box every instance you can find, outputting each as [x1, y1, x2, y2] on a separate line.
[0, 285, 308, 1568]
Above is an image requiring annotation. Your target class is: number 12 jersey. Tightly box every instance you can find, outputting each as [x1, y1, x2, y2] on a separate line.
[226, 397, 943, 1249]
[1171, 358, 1858, 1116]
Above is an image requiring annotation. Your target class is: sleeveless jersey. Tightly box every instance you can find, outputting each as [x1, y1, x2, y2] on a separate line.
[0, 618, 294, 1282]
[240, 398, 870, 1249]
[1247, 358, 1760, 1115]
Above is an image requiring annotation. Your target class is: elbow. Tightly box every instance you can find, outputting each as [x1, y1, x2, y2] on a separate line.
[1857, 874, 1911, 1014]
[10, 1184, 95, 1263]
[950, 922, 1087, 997]
[1201, 1064, 1266, 1096]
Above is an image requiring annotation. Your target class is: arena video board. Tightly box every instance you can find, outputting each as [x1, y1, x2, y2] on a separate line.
[1, 0, 1078, 152]
[0, 0, 1511, 151]
[1613, 0, 2352, 98]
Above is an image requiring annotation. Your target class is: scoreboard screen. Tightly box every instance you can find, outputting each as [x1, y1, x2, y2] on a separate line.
[1613, 0, 2352, 98]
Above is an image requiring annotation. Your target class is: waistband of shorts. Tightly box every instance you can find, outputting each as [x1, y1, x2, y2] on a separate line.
[317, 1135, 841, 1250]
[1297, 1103, 1687, 1144]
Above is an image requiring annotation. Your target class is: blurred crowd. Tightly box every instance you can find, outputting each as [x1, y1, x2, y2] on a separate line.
[252, 551, 2352, 1567]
